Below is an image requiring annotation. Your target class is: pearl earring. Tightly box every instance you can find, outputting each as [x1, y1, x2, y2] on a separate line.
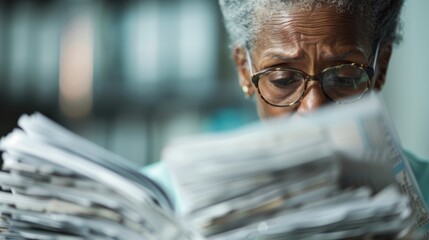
[242, 85, 251, 99]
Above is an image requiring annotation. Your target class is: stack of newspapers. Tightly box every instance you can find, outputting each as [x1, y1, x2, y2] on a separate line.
[162, 94, 428, 239]
[0, 93, 428, 239]
[0, 114, 200, 240]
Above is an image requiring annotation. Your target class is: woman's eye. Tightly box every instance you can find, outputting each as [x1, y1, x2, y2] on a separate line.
[334, 77, 358, 87]
[269, 78, 301, 89]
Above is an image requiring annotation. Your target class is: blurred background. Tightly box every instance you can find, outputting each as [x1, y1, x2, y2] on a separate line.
[0, 0, 427, 167]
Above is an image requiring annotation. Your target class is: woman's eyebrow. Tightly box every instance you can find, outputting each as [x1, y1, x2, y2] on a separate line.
[326, 49, 364, 60]
[257, 50, 305, 69]
[258, 53, 304, 69]
[269, 54, 304, 62]
[261, 51, 305, 62]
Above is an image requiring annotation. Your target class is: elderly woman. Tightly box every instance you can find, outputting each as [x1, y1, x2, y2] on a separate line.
[222, 0, 397, 117]
[219, 0, 429, 204]
[145, 0, 429, 213]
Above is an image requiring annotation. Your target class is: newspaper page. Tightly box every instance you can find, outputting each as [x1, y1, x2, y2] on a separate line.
[0, 113, 202, 240]
[163, 93, 429, 239]
[327, 93, 429, 238]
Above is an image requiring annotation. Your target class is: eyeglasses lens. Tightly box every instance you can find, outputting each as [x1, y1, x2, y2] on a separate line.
[257, 65, 370, 106]
[322, 65, 370, 103]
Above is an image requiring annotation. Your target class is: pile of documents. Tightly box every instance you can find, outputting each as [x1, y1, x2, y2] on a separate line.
[0, 113, 199, 240]
[0, 93, 428, 240]
[163, 93, 428, 239]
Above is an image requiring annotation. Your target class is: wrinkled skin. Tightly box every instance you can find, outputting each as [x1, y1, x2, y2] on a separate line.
[233, 6, 392, 119]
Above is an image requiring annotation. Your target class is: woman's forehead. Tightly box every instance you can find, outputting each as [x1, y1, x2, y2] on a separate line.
[252, 7, 372, 58]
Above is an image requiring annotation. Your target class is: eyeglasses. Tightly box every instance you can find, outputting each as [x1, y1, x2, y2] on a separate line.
[246, 49, 377, 108]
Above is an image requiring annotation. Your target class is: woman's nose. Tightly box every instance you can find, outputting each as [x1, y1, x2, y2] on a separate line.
[296, 81, 328, 115]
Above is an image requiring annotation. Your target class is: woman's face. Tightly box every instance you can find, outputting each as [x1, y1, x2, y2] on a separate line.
[234, 6, 390, 119]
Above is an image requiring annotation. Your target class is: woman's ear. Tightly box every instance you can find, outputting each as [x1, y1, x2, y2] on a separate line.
[233, 46, 255, 97]
[374, 43, 393, 91]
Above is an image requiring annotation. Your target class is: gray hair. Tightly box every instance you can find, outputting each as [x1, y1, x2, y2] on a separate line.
[218, 0, 404, 48]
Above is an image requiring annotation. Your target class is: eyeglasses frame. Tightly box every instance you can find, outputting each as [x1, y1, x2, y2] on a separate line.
[245, 42, 381, 108]
[250, 63, 375, 107]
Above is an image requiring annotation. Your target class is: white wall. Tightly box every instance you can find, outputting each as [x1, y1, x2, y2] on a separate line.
[383, 0, 429, 159]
